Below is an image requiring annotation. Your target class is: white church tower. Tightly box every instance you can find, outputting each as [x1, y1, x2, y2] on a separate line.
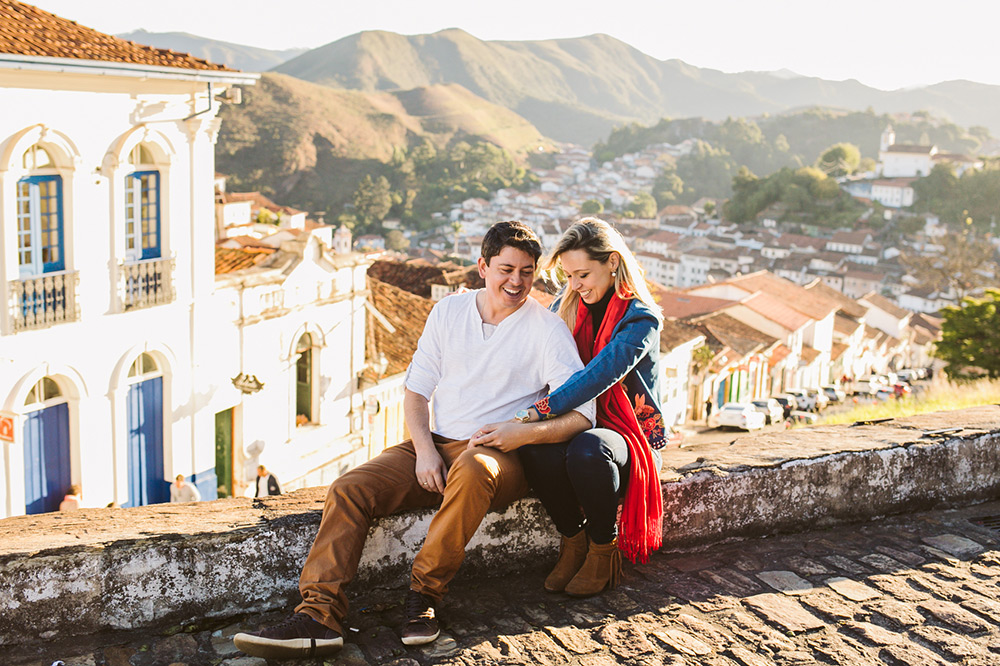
[334, 224, 353, 254]
[880, 125, 895, 153]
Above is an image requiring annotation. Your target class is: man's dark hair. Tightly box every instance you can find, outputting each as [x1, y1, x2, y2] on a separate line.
[481, 221, 542, 265]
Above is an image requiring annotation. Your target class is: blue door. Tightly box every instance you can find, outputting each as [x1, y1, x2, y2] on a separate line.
[127, 376, 167, 506]
[23, 402, 71, 514]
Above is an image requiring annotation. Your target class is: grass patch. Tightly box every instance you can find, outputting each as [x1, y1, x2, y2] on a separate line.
[819, 377, 1000, 426]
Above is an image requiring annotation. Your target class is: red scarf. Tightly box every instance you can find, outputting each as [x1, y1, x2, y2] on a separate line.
[573, 292, 663, 563]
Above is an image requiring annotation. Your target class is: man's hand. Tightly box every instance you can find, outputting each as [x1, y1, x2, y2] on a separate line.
[468, 421, 531, 453]
[415, 447, 448, 494]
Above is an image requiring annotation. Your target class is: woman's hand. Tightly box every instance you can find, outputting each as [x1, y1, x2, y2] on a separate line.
[414, 448, 448, 494]
[468, 421, 532, 453]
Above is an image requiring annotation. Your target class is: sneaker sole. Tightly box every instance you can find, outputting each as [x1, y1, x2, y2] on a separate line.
[233, 632, 343, 658]
[400, 628, 440, 646]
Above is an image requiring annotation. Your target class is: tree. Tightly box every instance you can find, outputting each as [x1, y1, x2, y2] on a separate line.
[353, 174, 392, 226]
[385, 229, 409, 251]
[580, 199, 604, 215]
[815, 143, 861, 177]
[900, 232, 998, 301]
[936, 289, 1000, 379]
[627, 192, 657, 218]
[652, 168, 684, 208]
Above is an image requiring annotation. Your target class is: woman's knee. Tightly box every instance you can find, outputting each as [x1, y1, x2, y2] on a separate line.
[566, 431, 616, 467]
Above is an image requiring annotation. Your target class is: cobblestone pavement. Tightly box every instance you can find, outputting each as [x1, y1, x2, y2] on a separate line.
[18, 499, 1000, 666]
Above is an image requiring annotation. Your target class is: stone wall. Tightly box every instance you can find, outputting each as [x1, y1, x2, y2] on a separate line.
[2, 406, 998, 649]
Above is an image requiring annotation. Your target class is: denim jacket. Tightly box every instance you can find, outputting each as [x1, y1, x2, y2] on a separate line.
[533, 296, 668, 449]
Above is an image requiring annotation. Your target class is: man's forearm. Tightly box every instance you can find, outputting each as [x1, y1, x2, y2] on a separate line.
[403, 389, 436, 454]
[521, 410, 590, 444]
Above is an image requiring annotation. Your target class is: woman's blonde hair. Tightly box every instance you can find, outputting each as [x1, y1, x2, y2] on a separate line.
[543, 217, 662, 330]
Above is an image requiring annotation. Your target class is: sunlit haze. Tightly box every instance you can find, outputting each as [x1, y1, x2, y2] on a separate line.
[24, 0, 1000, 91]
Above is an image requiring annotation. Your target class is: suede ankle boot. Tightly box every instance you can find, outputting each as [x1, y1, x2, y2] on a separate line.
[544, 531, 589, 593]
[564, 538, 621, 597]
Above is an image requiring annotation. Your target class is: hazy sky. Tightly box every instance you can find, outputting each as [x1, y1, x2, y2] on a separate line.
[27, 0, 999, 91]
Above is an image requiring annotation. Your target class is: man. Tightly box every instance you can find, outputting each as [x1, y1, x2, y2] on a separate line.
[170, 474, 202, 503]
[234, 221, 593, 659]
[255, 465, 281, 497]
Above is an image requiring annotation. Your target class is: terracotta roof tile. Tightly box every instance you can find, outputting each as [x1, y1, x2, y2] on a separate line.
[805, 279, 868, 319]
[739, 291, 811, 332]
[660, 318, 704, 350]
[0, 0, 233, 71]
[697, 312, 777, 357]
[831, 341, 848, 361]
[367, 278, 434, 377]
[648, 283, 736, 320]
[214, 246, 275, 275]
[728, 271, 838, 320]
[861, 292, 910, 320]
[800, 346, 820, 364]
[834, 313, 862, 336]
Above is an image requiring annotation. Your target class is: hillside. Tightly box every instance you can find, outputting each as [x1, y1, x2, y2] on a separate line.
[216, 72, 549, 218]
[274, 29, 1000, 145]
[116, 30, 306, 72]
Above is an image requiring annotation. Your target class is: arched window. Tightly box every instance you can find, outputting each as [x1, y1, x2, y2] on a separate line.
[125, 144, 161, 261]
[296, 334, 314, 425]
[17, 144, 64, 277]
[23, 377, 62, 410]
[127, 352, 160, 380]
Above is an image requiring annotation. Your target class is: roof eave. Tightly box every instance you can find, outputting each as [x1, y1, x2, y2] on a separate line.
[0, 53, 259, 84]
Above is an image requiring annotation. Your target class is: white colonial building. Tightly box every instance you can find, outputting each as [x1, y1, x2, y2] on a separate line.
[0, 3, 257, 517]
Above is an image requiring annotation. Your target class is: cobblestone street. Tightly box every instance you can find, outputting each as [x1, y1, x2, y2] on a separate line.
[21, 498, 1000, 666]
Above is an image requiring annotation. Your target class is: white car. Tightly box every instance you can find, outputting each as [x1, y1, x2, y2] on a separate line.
[713, 403, 767, 431]
[751, 398, 783, 425]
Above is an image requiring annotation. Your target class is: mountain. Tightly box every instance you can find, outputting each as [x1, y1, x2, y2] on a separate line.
[116, 30, 306, 72]
[215, 72, 550, 216]
[274, 29, 1000, 145]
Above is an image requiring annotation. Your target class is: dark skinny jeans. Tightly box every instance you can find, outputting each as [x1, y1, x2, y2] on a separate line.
[519, 428, 640, 545]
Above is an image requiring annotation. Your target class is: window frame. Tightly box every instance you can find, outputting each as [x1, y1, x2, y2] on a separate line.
[16, 174, 65, 277]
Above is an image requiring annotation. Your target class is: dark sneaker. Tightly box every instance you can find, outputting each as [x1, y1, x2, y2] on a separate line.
[233, 612, 343, 658]
[401, 589, 440, 646]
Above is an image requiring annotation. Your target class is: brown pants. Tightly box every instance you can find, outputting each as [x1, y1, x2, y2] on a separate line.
[296, 437, 529, 633]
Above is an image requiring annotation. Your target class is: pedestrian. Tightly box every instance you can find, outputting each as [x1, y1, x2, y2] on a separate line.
[59, 484, 81, 512]
[254, 465, 282, 497]
[704, 399, 713, 421]
[170, 474, 202, 503]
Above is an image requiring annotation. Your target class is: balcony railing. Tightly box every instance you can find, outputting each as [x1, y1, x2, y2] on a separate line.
[9, 271, 80, 332]
[119, 257, 175, 312]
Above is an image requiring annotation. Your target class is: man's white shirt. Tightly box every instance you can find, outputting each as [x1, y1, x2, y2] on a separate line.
[405, 290, 595, 439]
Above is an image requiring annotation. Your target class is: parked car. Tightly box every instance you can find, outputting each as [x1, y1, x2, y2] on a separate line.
[822, 385, 847, 402]
[772, 394, 798, 419]
[751, 398, 783, 425]
[806, 389, 830, 411]
[785, 389, 816, 411]
[713, 403, 767, 431]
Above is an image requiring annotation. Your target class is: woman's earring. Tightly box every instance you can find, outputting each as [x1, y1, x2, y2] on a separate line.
[611, 268, 618, 277]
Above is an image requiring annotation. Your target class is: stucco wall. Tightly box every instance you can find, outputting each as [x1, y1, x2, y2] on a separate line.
[1, 406, 998, 649]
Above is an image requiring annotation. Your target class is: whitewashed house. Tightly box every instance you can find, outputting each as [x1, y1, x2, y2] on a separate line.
[0, 2, 257, 516]
[211, 235, 372, 497]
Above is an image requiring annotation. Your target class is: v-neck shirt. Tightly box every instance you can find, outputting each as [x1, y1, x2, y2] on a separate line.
[406, 290, 595, 439]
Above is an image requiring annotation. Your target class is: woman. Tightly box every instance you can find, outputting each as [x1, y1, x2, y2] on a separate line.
[515, 217, 666, 597]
